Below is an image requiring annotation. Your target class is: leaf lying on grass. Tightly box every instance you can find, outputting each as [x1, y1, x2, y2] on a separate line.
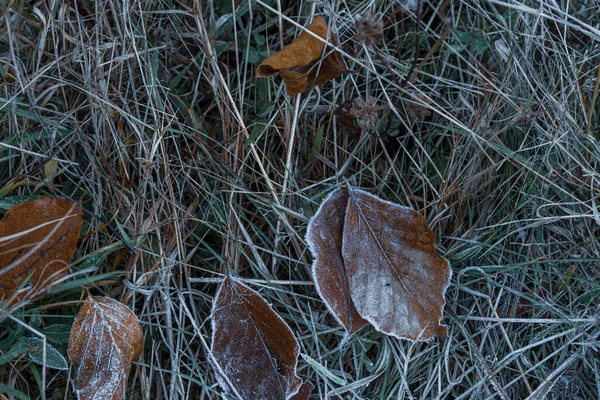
[256, 16, 347, 96]
[17, 337, 68, 370]
[0, 197, 83, 303]
[68, 296, 143, 400]
[211, 276, 304, 400]
[306, 187, 367, 333]
[307, 186, 452, 341]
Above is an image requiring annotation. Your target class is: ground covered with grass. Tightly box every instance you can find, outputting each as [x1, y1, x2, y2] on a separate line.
[1, 0, 600, 398]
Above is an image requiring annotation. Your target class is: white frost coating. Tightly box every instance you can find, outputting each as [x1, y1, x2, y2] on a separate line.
[305, 187, 355, 331]
[210, 279, 246, 400]
[347, 232, 419, 337]
[343, 188, 453, 342]
[215, 13, 233, 32]
[306, 186, 452, 341]
[210, 276, 302, 400]
[395, 0, 419, 11]
[69, 297, 141, 399]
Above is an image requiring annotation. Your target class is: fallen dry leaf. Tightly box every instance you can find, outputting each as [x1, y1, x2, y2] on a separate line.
[211, 277, 302, 400]
[307, 187, 452, 341]
[343, 188, 451, 341]
[256, 16, 347, 95]
[0, 197, 83, 303]
[306, 187, 367, 333]
[68, 296, 143, 400]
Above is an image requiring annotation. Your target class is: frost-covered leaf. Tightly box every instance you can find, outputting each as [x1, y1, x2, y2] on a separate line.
[256, 16, 346, 96]
[40, 324, 73, 344]
[18, 337, 68, 370]
[343, 188, 451, 341]
[68, 296, 143, 400]
[0, 197, 83, 303]
[211, 277, 302, 400]
[306, 187, 367, 333]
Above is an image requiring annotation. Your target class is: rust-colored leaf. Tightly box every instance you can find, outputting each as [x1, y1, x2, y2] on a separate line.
[68, 296, 143, 400]
[306, 187, 367, 333]
[256, 16, 347, 95]
[211, 277, 302, 400]
[0, 197, 83, 303]
[342, 188, 452, 341]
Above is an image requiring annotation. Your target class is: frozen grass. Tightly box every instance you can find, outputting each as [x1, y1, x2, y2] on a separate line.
[1, 0, 600, 398]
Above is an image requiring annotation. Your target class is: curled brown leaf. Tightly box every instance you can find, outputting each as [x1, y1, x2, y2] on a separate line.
[290, 381, 314, 400]
[256, 16, 347, 95]
[307, 187, 452, 341]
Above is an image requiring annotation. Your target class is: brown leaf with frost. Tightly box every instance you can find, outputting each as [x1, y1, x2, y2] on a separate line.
[68, 296, 143, 400]
[343, 188, 451, 341]
[256, 16, 347, 96]
[306, 187, 367, 333]
[0, 197, 83, 303]
[211, 277, 302, 400]
[307, 187, 452, 341]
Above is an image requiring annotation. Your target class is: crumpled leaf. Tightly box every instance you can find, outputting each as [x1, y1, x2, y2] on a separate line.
[68, 296, 143, 400]
[0, 197, 83, 303]
[307, 187, 452, 341]
[306, 187, 367, 333]
[211, 277, 302, 400]
[256, 16, 346, 95]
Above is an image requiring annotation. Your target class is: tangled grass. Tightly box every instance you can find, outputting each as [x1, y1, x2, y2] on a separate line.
[1, 0, 600, 398]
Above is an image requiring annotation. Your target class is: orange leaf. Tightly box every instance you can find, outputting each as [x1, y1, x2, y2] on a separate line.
[306, 187, 367, 333]
[0, 197, 83, 303]
[211, 277, 302, 399]
[256, 16, 347, 95]
[68, 296, 143, 400]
